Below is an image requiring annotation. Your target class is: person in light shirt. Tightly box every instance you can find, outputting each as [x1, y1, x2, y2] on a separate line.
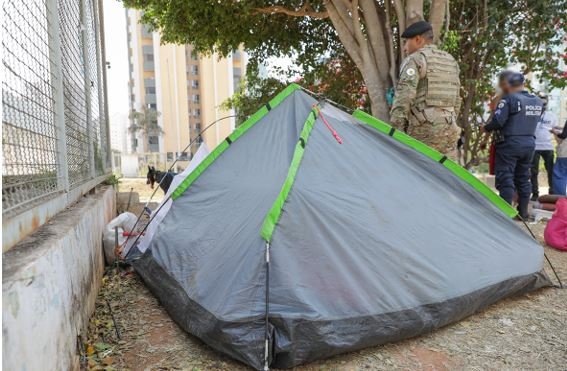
[551, 121, 567, 196]
[530, 94, 557, 200]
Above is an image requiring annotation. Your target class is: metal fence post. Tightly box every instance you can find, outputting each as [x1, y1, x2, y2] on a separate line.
[81, 0, 96, 179]
[93, 0, 110, 172]
[98, 0, 112, 171]
[47, 0, 69, 193]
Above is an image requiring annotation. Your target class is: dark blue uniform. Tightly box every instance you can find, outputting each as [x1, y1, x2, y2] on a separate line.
[484, 91, 543, 218]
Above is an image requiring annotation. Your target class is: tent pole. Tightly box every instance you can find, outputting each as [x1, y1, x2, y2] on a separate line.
[263, 241, 271, 371]
[122, 115, 236, 251]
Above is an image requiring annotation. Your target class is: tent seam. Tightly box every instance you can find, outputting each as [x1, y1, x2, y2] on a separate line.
[259, 107, 320, 242]
[352, 110, 518, 218]
[170, 83, 302, 200]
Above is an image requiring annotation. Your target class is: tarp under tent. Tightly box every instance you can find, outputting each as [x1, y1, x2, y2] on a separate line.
[133, 84, 552, 369]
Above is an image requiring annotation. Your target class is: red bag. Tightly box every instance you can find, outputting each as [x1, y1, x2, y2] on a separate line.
[544, 198, 567, 251]
[489, 143, 496, 175]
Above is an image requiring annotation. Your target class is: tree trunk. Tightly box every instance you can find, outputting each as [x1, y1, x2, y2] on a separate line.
[429, 0, 447, 43]
[405, 0, 424, 24]
[362, 67, 391, 120]
[325, 0, 393, 121]
[261, 0, 451, 121]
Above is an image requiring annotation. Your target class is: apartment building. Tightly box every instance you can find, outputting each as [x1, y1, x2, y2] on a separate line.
[125, 9, 245, 171]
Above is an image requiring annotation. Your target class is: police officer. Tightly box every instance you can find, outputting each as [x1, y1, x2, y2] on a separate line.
[483, 72, 544, 219]
[390, 20, 461, 160]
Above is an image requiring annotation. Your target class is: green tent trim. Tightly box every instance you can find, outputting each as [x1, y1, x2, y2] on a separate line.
[260, 107, 320, 242]
[171, 83, 301, 200]
[171, 83, 516, 219]
[352, 110, 517, 218]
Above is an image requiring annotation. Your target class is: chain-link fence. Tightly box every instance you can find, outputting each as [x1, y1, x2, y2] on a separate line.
[2, 0, 110, 217]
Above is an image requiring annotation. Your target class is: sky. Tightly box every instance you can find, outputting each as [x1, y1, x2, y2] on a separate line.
[100, 0, 301, 146]
[101, 0, 296, 112]
[102, 0, 129, 121]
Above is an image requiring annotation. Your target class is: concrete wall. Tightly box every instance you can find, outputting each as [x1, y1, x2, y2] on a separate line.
[3, 186, 115, 371]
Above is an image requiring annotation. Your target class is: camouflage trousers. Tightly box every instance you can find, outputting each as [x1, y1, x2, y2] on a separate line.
[407, 111, 460, 162]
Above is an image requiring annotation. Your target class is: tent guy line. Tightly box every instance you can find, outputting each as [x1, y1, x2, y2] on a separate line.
[519, 216, 563, 288]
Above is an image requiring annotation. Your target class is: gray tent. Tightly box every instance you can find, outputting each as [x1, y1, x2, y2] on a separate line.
[134, 84, 551, 370]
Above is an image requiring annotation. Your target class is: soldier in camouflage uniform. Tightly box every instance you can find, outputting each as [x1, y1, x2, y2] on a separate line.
[390, 21, 462, 160]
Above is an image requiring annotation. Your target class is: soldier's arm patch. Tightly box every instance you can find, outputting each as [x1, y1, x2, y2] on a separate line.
[497, 101, 505, 109]
[406, 68, 416, 76]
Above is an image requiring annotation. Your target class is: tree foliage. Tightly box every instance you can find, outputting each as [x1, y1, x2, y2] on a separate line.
[443, 0, 567, 167]
[223, 52, 369, 125]
[123, 0, 449, 119]
[128, 106, 162, 152]
[123, 0, 567, 165]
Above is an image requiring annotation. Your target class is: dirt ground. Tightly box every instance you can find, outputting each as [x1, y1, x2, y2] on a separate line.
[117, 178, 165, 204]
[83, 222, 567, 371]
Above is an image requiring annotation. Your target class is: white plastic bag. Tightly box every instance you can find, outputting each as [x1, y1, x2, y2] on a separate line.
[102, 212, 137, 264]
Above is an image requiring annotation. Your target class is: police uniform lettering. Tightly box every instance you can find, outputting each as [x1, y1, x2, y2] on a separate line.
[485, 91, 543, 139]
[483, 90, 544, 218]
[525, 105, 543, 116]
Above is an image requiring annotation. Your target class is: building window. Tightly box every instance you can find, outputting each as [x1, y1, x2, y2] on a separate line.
[195, 123, 201, 132]
[233, 67, 242, 88]
[145, 86, 156, 95]
[143, 45, 154, 71]
[167, 152, 174, 161]
[193, 108, 201, 117]
[191, 65, 198, 75]
[191, 80, 199, 89]
[192, 94, 200, 103]
[148, 103, 157, 110]
[148, 135, 159, 153]
[232, 50, 241, 60]
[141, 24, 152, 38]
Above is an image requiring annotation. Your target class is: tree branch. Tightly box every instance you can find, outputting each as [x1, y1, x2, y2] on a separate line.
[255, 2, 329, 19]
[405, 0, 424, 25]
[325, 0, 363, 66]
[392, 0, 406, 60]
[429, 0, 447, 43]
[445, 0, 450, 34]
[360, 0, 392, 82]
[329, 0, 358, 42]
[380, 0, 398, 84]
[350, 0, 366, 51]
